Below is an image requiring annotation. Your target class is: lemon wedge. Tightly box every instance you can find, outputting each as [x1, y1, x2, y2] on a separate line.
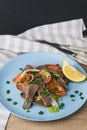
[62, 59, 86, 82]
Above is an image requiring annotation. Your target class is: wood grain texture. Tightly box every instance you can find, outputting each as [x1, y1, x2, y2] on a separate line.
[6, 102, 87, 130]
[6, 65, 87, 130]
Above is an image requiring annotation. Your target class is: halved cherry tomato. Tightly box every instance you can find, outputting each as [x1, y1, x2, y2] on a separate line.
[44, 64, 61, 71]
[47, 79, 66, 96]
[13, 73, 34, 91]
[16, 82, 28, 91]
[13, 73, 22, 83]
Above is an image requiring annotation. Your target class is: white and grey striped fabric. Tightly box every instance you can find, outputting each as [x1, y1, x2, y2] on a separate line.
[0, 18, 87, 130]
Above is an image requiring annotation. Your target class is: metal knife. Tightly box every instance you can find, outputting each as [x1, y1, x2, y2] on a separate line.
[36, 40, 87, 63]
[61, 45, 87, 53]
[36, 40, 87, 53]
[54, 47, 87, 63]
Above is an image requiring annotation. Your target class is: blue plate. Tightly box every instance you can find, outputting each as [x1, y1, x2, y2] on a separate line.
[0, 52, 87, 121]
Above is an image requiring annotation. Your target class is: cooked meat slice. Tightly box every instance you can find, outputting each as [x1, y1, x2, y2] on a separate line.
[41, 94, 52, 107]
[38, 87, 52, 107]
[57, 77, 68, 89]
[23, 65, 34, 71]
[23, 84, 39, 109]
[26, 84, 39, 98]
[37, 65, 45, 70]
[46, 68, 69, 89]
[33, 100, 44, 106]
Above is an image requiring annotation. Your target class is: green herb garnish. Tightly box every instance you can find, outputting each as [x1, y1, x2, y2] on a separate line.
[61, 103, 65, 106]
[56, 64, 60, 66]
[41, 87, 49, 96]
[6, 90, 10, 94]
[6, 81, 10, 84]
[53, 95, 61, 102]
[20, 92, 23, 96]
[80, 96, 84, 100]
[79, 92, 83, 96]
[19, 68, 23, 71]
[38, 111, 44, 115]
[70, 94, 75, 98]
[52, 73, 60, 80]
[26, 109, 30, 112]
[20, 80, 24, 83]
[32, 79, 41, 84]
[71, 99, 75, 101]
[74, 90, 79, 94]
[59, 103, 65, 109]
[7, 98, 12, 101]
[41, 91, 49, 96]
[13, 101, 17, 105]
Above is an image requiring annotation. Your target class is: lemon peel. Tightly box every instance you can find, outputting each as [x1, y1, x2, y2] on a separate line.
[62, 60, 86, 82]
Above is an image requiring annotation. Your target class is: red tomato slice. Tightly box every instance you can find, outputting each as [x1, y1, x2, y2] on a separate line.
[47, 79, 66, 96]
[13, 73, 21, 83]
[44, 64, 61, 71]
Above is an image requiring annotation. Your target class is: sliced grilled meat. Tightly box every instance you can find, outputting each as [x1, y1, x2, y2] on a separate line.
[40, 94, 52, 107]
[33, 99, 44, 106]
[23, 84, 39, 109]
[23, 65, 34, 71]
[57, 77, 68, 89]
[37, 87, 52, 107]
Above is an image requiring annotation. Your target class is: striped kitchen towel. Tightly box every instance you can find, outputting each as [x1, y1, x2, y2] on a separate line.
[0, 18, 87, 130]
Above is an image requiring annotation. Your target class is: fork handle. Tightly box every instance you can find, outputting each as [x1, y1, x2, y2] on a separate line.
[69, 46, 87, 53]
[75, 54, 87, 63]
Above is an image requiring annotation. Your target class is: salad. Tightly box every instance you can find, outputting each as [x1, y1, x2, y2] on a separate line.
[13, 64, 69, 112]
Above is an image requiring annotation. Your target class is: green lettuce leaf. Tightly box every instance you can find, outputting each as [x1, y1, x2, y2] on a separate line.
[47, 106, 59, 113]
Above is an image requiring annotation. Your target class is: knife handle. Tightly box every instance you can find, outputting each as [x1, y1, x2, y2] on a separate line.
[76, 54, 87, 63]
[69, 46, 87, 53]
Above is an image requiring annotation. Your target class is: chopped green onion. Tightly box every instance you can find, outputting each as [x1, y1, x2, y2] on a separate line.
[80, 97, 84, 100]
[74, 90, 79, 94]
[6, 90, 10, 94]
[6, 81, 10, 84]
[61, 103, 65, 107]
[59, 103, 65, 109]
[53, 95, 61, 102]
[26, 109, 30, 112]
[20, 92, 23, 96]
[71, 99, 75, 101]
[79, 92, 83, 96]
[19, 68, 23, 71]
[41, 91, 49, 96]
[70, 94, 75, 98]
[13, 101, 17, 105]
[38, 111, 44, 115]
[52, 73, 60, 80]
[56, 64, 60, 66]
[7, 98, 12, 101]
[20, 80, 24, 83]
[32, 79, 41, 84]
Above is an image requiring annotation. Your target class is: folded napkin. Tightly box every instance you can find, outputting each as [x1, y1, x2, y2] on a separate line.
[0, 18, 87, 130]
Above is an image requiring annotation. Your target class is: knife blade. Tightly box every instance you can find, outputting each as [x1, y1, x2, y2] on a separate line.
[53, 47, 87, 63]
[36, 40, 87, 52]
[68, 46, 87, 53]
[36, 40, 87, 63]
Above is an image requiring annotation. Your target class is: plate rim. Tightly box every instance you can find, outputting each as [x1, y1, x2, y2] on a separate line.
[0, 51, 87, 121]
